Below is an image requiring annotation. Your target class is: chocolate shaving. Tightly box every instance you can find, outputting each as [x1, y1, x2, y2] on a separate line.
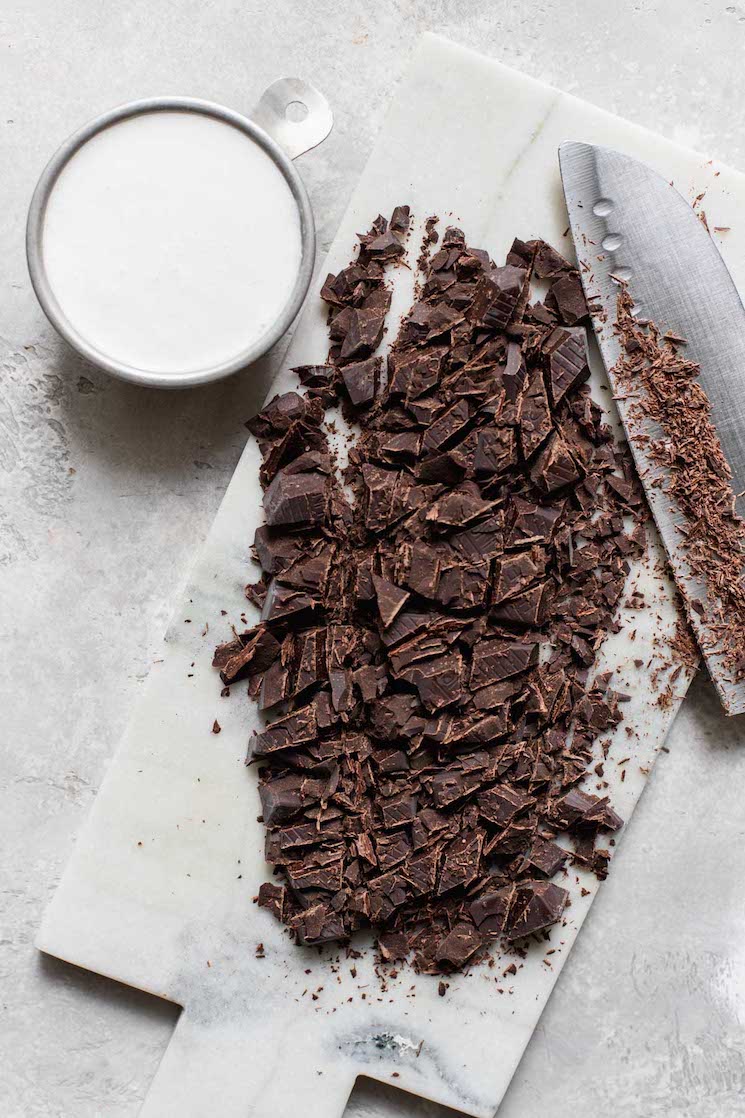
[613, 285, 745, 682]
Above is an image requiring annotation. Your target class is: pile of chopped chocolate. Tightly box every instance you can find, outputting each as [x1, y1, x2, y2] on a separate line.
[214, 209, 647, 974]
[614, 287, 745, 682]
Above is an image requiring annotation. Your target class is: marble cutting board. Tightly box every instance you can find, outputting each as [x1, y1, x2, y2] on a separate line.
[37, 33, 745, 1118]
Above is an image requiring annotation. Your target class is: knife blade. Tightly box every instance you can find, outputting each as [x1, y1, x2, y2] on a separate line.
[559, 140, 745, 715]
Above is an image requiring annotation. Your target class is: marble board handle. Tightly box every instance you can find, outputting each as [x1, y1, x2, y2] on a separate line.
[250, 77, 334, 160]
[138, 1007, 357, 1117]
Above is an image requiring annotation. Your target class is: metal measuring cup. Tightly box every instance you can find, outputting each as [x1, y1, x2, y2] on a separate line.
[26, 78, 333, 388]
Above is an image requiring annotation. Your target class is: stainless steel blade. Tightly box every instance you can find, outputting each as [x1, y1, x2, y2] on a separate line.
[559, 141, 745, 715]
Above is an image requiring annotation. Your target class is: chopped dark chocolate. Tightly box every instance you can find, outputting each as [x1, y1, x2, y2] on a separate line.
[543, 326, 589, 407]
[293, 363, 339, 406]
[247, 706, 317, 761]
[467, 265, 527, 330]
[398, 650, 464, 712]
[518, 370, 553, 460]
[525, 837, 568, 877]
[470, 639, 538, 689]
[530, 239, 573, 279]
[469, 885, 515, 934]
[547, 272, 588, 325]
[263, 467, 327, 529]
[506, 880, 568, 940]
[253, 526, 303, 575]
[390, 205, 411, 234]
[339, 287, 391, 361]
[257, 881, 286, 921]
[218, 207, 640, 975]
[372, 574, 410, 629]
[215, 626, 281, 684]
[435, 922, 483, 968]
[478, 785, 534, 827]
[529, 431, 582, 494]
[342, 357, 381, 408]
[258, 774, 324, 825]
[436, 830, 483, 895]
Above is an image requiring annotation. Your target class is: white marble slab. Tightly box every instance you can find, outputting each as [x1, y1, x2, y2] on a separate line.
[36, 33, 745, 1118]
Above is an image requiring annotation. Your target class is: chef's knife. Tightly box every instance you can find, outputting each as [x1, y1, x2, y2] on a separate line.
[559, 141, 745, 715]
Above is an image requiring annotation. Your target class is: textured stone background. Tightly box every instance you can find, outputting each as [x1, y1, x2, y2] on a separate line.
[3, 2, 745, 1115]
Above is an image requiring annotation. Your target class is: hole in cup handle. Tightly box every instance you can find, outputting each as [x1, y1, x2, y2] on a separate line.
[250, 78, 333, 160]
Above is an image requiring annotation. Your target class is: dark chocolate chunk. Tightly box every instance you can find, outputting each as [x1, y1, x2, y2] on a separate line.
[544, 326, 589, 407]
[293, 363, 339, 405]
[467, 265, 527, 330]
[554, 788, 623, 831]
[247, 391, 319, 449]
[375, 831, 412, 871]
[247, 707, 318, 762]
[405, 845, 440, 898]
[474, 427, 517, 478]
[369, 692, 426, 741]
[508, 496, 564, 547]
[399, 540, 441, 598]
[529, 432, 582, 495]
[525, 837, 568, 877]
[293, 629, 327, 695]
[342, 357, 381, 407]
[257, 881, 286, 921]
[493, 549, 545, 603]
[425, 486, 493, 529]
[429, 768, 481, 808]
[253, 526, 303, 575]
[478, 785, 534, 827]
[547, 272, 588, 325]
[380, 791, 418, 830]
[435, 923, 483, 968]
[258, 658, 291, 710]
[530, 240, 574, 279]
[519, 370, 553, 460]
[263, 467, 327, 529]
[366, 229, 405, 262]
[217, 626, 281, 684]
[286, 846, 345, 893]
[367, 875, 409, 923]
[437, 830, 483, 895]
[398, 650, 464, 712]
[390, 205, 411, 234]
[261, 582, 319, 624]
[292, 902, 347, 945]
[469, 885, 515, 934]
[470, 639, 538, 689]
[339, 287, 391, 360]
[503, 340, 528, 400]
[372, 573, 410, 628]
[506, 879, 568, 939]
[421, 399, 471, 454]
[491, 581, 553, 627]
[388, 347, 445, 398]
[259, 774, 325, 825]
[361, 464, 405, 532]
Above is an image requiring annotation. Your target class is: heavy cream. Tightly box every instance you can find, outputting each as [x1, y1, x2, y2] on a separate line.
[42, 110, 303, 375]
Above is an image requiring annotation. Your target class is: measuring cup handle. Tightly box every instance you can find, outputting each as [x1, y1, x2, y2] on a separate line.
[250, 78, 333, 160]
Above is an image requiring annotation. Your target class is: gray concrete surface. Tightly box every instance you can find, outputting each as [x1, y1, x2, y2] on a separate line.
[3, 2, 745, 1115]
